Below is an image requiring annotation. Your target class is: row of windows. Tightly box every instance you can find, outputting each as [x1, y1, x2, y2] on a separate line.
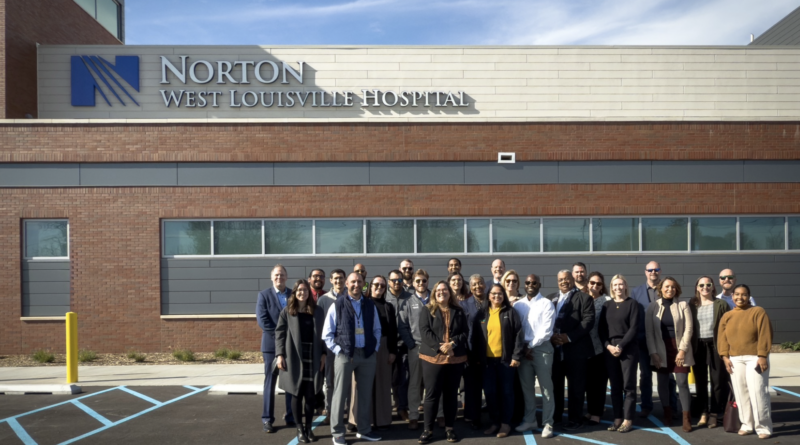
[159, 216, 800, 257]
[75, 0, 122, 40]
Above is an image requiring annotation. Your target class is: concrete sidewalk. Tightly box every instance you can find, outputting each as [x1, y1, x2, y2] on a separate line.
[1, 353, 798, 391]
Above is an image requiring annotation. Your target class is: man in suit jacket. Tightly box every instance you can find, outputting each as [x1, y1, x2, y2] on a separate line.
[547, 269, 595, 431]
[257, 264, 294, 433]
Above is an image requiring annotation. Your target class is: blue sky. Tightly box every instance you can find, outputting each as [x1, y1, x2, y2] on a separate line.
[125, 0, 800, 46]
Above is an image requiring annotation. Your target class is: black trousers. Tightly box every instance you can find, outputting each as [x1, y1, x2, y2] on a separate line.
[693, 338, 730, 416]
[552, 351, 588, 423]
[606, 347, 639, 420]
[421, 361, 464, 431]
[292, 380, 317, 428]
[463, 360, 484, 422]
[585, 352, 609, 417]
[325, 348, 335, 412]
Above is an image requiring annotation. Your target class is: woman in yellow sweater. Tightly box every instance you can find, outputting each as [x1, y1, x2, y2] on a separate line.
[718, 284, 773, 439]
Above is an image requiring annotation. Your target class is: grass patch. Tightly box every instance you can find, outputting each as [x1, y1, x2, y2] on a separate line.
[227, 350, 242, 360]
[172, 349, 195, 362]
[126, 350, 146, 362]
[32, 349, 55, 363]
[78, 349, 97, 362]
[214, 348, 242, 360]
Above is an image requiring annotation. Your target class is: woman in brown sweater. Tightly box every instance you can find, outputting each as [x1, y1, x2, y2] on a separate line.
[718, 284, 773, 439]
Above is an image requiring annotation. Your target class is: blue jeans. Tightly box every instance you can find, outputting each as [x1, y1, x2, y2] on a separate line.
[483, 358, 516, 426]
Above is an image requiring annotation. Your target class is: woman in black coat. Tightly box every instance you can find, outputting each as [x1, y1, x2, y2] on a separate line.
[417, 280, 469, 444]
[276, 279, 326, 444]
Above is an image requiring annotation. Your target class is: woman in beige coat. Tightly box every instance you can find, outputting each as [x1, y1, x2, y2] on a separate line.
[645, 276, 694, 432]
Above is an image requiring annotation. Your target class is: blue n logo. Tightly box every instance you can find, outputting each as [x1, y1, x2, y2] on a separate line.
[71, 56, 140, 106]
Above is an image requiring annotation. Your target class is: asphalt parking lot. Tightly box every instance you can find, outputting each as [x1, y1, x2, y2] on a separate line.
[1, 386, 798, 445]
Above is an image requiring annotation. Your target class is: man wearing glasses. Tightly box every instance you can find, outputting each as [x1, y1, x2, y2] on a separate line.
[631, 261, 675, 417]
[515, 274, 556, 438]
[386, 269, 412, 422]
[397, 269, 431, 430]
[400, 259, 415, 293]
[309, 269, 327, 302]
[717, 269, 756, 308]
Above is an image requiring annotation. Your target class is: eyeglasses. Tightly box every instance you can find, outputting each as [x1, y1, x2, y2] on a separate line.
[505, 279, 518, 283]
[646, 268, 661, 273]
[489, 292, 504, 297]
[525, 281, 538, 285]
[372, 283, 386, 288]
[310, 275, 325, 279]
[719, 275, 735, 280]
[589, 280, 603, 286]
[698, 283, 713, 288]
[389, 278, 403, 283]
[401, 267, 413, 271]
[415, 279, 428, 284]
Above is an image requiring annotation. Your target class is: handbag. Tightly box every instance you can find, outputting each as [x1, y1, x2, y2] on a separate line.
[723, 382, 742, 433]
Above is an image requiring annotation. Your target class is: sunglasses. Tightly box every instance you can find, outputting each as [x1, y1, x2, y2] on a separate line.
[489, 292, 504, 297]
[415, 279, 428, 283]
[372, 283, 386, 288]
[401, 267, 413, 270]
[505, 279, 518, 283]
[389, 278, 403, 283]
[698, 283, 713, 288]
[589, 280, 603, 286]
[646, 268, 661, 273]
[525, 281, 538, 285]
[719, 275, 735, 280]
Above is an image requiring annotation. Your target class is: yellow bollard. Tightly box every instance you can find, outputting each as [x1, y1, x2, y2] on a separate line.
[66, 312, 78, 383]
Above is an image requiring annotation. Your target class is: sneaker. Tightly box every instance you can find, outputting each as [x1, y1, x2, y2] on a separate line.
[541, 425, 554, 439]
[356, 433, 382, 441]
[515, 422, 538, 433]
[332, 436, 346, 445]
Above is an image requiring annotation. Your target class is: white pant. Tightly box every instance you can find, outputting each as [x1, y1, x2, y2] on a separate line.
[729, 355, 772, 435]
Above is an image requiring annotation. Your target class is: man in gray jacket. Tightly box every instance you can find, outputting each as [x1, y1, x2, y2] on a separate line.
[319, 268, 347, 420]
[397, 268, 430, 430]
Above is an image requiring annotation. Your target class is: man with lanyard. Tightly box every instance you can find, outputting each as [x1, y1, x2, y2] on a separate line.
[717, 268, 756, 308]
[397, 269, 431, 430]
[323, 272, 382, 444]
[386, 269, 412, 422]
[256, 264, 294, 433]
[309, 269, 327, 302]
[630, 261, 676, 417]
[515, 274, 556, 438]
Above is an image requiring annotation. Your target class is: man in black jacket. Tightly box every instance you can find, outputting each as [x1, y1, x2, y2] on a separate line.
[547, 269, 595, 431]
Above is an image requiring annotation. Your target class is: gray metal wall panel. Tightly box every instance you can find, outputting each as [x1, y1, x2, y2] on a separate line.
[211, 291, 257, 303]
[161, 279, 260, 292]
[743, 161, 800, 183]
[80, 163, 178, 186]
[161, 292, 211, 304]
[162, 303, 255, 315]
[22, 269, 71, 282]
[22, 262, 71, 270]
[464, 162, 558, 184]
[24, 306, 70, 317]
[652, 161, 743, 183]
[22, 294, 70, 306]
[558, 161, 652, 184]
[0, 164, 79, 186]
[370, 162, 464, 185]
[22, 281, 70, 294]
[162, 267, 267, 280]
[177, 163, 273, 186]
[274, 163, 368, 185]
[161, 259, 211, 268]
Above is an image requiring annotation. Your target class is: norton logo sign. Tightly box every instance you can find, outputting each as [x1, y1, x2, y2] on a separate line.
[71, 56, 140, 107]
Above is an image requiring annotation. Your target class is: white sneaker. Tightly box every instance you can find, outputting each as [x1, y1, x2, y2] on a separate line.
[515, 422, 538, 433]
[541, 424, 554, 438]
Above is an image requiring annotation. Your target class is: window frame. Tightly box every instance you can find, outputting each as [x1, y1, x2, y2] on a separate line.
[24, 219, 70, 260]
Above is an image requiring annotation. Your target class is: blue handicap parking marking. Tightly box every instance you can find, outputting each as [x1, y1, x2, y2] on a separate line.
[772, 386, 800, 399]
[0, 385, 210, 445]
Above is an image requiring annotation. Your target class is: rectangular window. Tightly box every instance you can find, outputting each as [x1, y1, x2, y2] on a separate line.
[543, 218, 589, 252]
[25, 220, 69, 258]
[790, 217, 800, 250]
[214, 221, 261, 255]
[467, 219, 490, 253]
[691, 217, 736, 251]
[316, 220, 363, 254]
[417, 220, 464, 253]
[265, 220, 313, 254]
[164, 221, 211, 256]
[96, 0, 121, 38]
[367, 220, 414, 253]
[740, 217, 785, 250]
[642, 218, 688, 251]
[493, 219, 540, 252]
[593, 218, 639, 251]
[75, 0, 95, 15]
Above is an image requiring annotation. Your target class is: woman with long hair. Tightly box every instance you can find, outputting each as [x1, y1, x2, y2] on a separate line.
[584, 271, 611, 426]
[599, 274, 639, 433]
[500, 270, 522, 306]
[689, 276, 730, 428]
[718, 284, 774, 439]
[645, 277, 694, 432]
[417, 280, 469, 444]
[449, 272, 471, 302]
[276, 279, 326, 443]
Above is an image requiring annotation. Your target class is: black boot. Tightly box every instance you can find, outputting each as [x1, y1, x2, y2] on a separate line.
[297, 425, 309, 443]
[307, 424, 317, 442]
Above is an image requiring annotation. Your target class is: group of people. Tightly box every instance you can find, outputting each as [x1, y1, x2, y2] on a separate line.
[256, 258, 775, 444]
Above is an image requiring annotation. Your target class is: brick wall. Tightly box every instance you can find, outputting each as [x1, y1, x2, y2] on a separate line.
[2, 0, 121, 118]
[2, 182, 800, 354]
[1, 121, 800, 162]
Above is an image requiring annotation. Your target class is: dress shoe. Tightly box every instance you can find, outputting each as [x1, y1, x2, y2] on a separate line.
[298, 426, 310, 443]
[484, 424, 499, 435]
[496, 424, 511, 438]
[346, 423, 358, 433]
[562, 420, 583, 431]
[263, 422, 276, 433]
[408, 419, 419, 430]
[418, 430, 433, 444]
[398, 409, 409, 421]
[638, 408, 651, 418]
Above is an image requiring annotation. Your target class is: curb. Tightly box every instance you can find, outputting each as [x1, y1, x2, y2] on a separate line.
[0, 384, 82, 395]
